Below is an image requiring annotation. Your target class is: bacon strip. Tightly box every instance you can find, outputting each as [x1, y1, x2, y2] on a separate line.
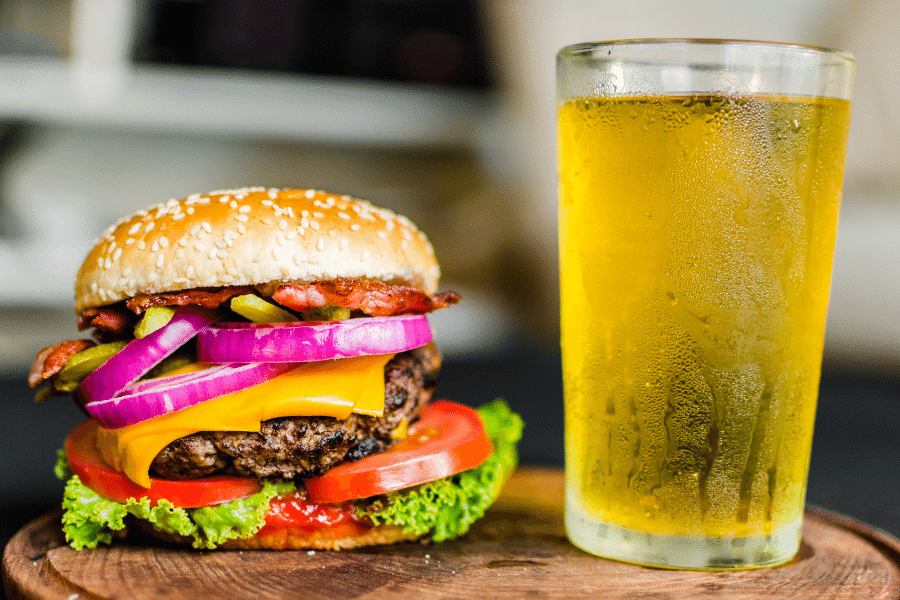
[126, 286, 254, 315]
[78, 307, 133, 335]
[29, 339, 96, 388]
[272, 278, 461, 317]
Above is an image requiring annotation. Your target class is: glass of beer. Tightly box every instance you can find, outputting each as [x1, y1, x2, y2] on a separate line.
[557, 40, 854, 569]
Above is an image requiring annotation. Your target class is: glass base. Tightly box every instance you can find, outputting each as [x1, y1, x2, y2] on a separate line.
[566, 501, 802, 570]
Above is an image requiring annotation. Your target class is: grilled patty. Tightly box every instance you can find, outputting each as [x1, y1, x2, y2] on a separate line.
[149, 343, 441, 481]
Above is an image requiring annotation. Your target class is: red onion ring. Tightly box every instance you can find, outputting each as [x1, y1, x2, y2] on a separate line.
[85, 362, 297, 429]
[197, 314, 433, 364]
[78, 307, 215, 406]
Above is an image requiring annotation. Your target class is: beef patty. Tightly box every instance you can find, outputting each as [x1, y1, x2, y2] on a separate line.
[149, 343, 441, 481]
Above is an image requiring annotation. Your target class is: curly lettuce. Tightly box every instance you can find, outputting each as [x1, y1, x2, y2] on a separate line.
[56, 453, 294, 550]
[55, 399, 523, 549]
[363, 399, 524, 540]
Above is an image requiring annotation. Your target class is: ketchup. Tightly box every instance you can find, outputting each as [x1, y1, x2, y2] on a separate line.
[258, 489, 373, 537]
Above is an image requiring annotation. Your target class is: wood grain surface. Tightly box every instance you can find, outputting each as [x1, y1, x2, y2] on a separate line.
[5, 467, 900, 599]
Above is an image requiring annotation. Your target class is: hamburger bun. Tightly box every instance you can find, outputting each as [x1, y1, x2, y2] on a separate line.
[76, 187, 440, 314]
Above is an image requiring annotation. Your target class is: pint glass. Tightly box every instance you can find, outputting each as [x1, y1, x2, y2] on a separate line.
[557, 40, 854, 569]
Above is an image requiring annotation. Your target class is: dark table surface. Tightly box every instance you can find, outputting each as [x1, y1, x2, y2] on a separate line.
[2, 341, 899, 568]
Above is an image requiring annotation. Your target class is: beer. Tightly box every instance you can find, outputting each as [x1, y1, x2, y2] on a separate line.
[558, 94, 851, 565]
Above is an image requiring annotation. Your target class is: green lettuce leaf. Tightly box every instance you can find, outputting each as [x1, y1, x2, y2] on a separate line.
[58, 462, 294, 550]
[363, 398, 524, 541]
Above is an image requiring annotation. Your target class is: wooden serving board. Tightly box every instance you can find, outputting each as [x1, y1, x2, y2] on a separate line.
[5, 468, 900, 600]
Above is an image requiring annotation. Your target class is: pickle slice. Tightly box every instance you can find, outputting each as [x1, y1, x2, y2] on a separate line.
[302, 306, 351, 322]
[54, 341, 129, 392]
[134, 307, 177, 338]
[230, 294, 298, 323]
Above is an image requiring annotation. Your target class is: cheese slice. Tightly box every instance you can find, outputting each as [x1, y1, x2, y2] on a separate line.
[96, 353, 393, 488]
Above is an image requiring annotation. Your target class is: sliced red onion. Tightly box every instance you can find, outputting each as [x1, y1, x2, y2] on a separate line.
[197, 314, 433, 364]
[85, 362, 297, 428]
[78, 306, 215, 406]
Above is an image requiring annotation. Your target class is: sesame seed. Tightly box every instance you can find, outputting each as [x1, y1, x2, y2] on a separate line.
[178, 237, 188, 247]
[202, 222, 212, 233]
[151, 240, 159, 252]
[268, 190, 279, 199]
[208, 248, 217, 259]
[302, 210, 309, 217]
[313, 200, 327, 209]
[235, 214, 248, 222]
[279, 265, 291, 276]
[309, 221, 320, 231]
[156, 254, 164, 268]
[123, 267, 132, 276]
[262, 200, 273, 206]
[340, 238, 348, 249]
[173, 212, 186, 220]
[203, 277, 217, 286]
[326, 196, 336, 206]
[99, 289, 107, 301]
[230, 200, 238, 209]
[128, 223, 141, 235]
[215, 238, 227, 249]
[190, 224, 201, 236]
[360, 250, 369, 261]
[293, 252, 305, 265]
[219, 197, 229, 203]
[137, 209, 149, 216]
[195, 242, 205, 252]
[175, 249, 185, 259]
[262, 218, 273, 225]
[239, 205, 251, 213]
[125, 238, 135, 245]
[186, 265, 194, 277]
[305, 190, 315, 198]
[274, 208, 282, 217]
[97, 257, 104, 267]
[401, 240, 409, 250]
[285, 207, 295, 218]
[138, 240, 146, 250]
[276, 234, 286, 246]
[316, 238, 325, 251]
[237, 223, 246, 234]
[188, 193, 201, 201]
[286, 230, 297, 240]
[174, 277, 187, 284]
[297, 227, 305, 236]
[198, 197, 210, 204]
[159, 236, 169, 248]
[350, 224, 361, 231]
[386, 220, 395, 231]
[197, 229, 206, 239]
[224, 229, 237, 240]
[300, 217, 309, 228]
[217, 249, 228, 259]
[279, 219, 287, 230]
[403, 229, 413, 240]
[145, 222, 155, 232]
[113, 248, 122, 261]
[313, 212, 325, 218]
[338, 212, 350, 220]
[377, 231, 387, 239]
[272, 248, 280, 260]
[328, 229, 336, 236]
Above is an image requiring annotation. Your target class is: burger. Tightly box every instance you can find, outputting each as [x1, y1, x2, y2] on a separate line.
[29, 187, 522, 550]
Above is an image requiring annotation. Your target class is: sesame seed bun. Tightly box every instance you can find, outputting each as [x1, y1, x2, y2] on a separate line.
[75, 188, 440, 314]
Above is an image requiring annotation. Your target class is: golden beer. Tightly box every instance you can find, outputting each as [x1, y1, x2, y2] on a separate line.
[559, 94, 851, 566]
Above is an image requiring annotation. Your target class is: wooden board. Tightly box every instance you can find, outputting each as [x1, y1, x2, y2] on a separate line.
[5, 468, 900, 600]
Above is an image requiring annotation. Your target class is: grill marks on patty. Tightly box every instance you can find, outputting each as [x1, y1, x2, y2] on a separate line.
[149, 343, 442, 481]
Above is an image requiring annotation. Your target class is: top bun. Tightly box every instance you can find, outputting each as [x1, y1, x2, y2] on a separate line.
[75, 188, 440, 313]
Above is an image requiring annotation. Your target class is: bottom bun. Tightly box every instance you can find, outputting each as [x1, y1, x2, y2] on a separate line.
[134, 519, 422, 551]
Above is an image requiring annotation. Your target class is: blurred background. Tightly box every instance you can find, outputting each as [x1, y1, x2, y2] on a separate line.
[1, 0, 898, 562]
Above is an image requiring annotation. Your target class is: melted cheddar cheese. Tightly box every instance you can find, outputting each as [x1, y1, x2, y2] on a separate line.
[96, 354, 393, 487]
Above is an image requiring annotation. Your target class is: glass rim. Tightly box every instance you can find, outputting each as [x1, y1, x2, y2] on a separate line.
[557, 38, 855, 64]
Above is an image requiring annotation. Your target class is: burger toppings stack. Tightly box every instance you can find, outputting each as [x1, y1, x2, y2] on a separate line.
[30, 187, 522, 550]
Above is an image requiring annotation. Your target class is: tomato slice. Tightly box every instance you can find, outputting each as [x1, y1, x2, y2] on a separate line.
[65, 421, 261, 508]
[304, 400, 494, 503]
